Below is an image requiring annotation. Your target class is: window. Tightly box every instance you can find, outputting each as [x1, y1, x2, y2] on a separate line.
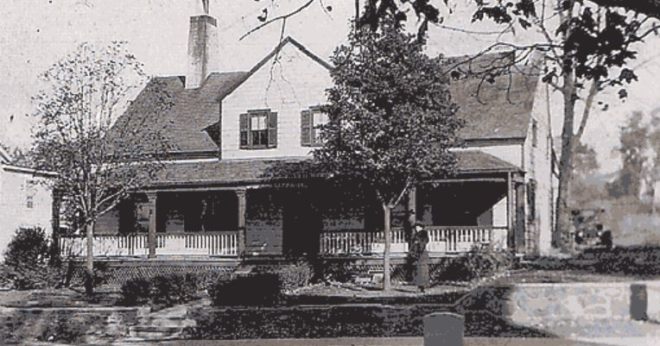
[240, 109, 278, 149]
[26, 195, 34, 209]
[301, 107, 329, 146]
[532, 119, 538, 147]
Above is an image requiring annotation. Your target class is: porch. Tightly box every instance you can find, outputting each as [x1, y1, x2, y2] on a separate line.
[59, 167, 523, 260]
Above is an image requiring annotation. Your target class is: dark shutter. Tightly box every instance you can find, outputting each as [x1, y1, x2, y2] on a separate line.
[301, 110, 312, 146]
[239, 113, 249, 148]
[267, 112, 278, 148]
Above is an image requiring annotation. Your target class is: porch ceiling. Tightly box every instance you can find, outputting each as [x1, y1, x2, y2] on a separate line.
[146, 151, 521, 189]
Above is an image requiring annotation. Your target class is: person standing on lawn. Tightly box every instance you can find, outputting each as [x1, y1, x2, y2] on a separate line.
[411, 223, 430, 292]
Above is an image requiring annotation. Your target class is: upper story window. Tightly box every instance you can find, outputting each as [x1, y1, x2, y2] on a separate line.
[301, 107, 329, 147]
[26, 195, 34, 209]
[532, 119, 538, 148]
[240, 109, 278, 149]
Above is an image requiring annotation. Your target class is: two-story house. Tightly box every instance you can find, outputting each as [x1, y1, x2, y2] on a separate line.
[61, 12, 558, 263]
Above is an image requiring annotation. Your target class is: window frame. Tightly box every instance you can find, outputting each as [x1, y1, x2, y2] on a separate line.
[301, 106, 329, 147]
[239, 109, 278, 150]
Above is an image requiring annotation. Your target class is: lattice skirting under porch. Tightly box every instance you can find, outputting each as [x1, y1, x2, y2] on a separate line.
[65, 260, 240, 286]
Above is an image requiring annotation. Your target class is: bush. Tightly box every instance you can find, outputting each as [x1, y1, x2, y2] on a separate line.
[151, 273, 199, 306]
[2, 227, 69, 289]
[319, 261, 357, 283]
[120, 277, 152, 306]
[209, 274, 283, 307]
[253, 262, 314, 292]
[435, 247, 513, 282]
[120, 273, 200, 307]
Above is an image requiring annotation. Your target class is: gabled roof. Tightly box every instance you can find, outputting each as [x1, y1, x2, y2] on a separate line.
[111, 72, 248, 153]
[144, 150, 520, 188]
[115, 38, 540, 155]
[451, 67, 539, 142]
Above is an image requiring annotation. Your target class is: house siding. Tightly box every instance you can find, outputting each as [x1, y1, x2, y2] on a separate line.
[525, 82, 555, 255]
[221, 43, 332, 160]
[0, 167, 53, 254]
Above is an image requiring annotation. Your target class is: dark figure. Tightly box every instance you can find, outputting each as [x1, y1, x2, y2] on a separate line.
[411, 224, 430, 292]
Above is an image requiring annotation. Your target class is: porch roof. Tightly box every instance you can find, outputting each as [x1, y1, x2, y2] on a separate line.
[145, 150, 521, 189]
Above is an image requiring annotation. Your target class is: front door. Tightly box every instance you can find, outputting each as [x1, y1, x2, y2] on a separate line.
[282, 189, 320, 257]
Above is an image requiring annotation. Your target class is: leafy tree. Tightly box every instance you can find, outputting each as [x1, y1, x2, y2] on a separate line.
[255, 1, 658, 254]
[314, 17, 461, 290]
[570, 142, 605, 206]
[607, 112, 649, 198]
[31, 42, 173, 295]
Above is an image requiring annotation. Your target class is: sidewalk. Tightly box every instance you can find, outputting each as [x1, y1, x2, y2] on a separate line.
[153, 337, 606, 346]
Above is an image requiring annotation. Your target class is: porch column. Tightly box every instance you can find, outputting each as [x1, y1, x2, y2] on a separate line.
[514, 182, 526, 253]
[507, 172, 514, 249]
[236, 189, 247, 257]
[405, 186, 417, 242]
[51, 188, 62, 258]
[146, 192, 158, 258]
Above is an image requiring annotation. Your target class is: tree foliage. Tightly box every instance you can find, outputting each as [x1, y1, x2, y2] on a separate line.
[314, 17, 461, 289]
[30, 41, 173, 293]
[32, 41, 172, 229]
[608, 112, 649, 198]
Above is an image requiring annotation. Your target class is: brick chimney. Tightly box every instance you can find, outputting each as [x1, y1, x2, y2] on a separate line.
[185, 14, 219, 89]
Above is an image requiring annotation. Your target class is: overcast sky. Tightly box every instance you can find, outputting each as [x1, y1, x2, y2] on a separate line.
[1, 0, 660, 174]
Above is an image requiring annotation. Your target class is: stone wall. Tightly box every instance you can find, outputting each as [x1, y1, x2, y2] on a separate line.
[462, 280, 660, 327]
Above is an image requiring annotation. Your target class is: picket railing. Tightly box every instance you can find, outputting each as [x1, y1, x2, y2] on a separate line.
[59, 231, 238, 258]
[319, 226, 508, 255]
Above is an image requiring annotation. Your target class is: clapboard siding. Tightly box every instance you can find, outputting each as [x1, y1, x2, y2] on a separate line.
[221, 43, 332, 160]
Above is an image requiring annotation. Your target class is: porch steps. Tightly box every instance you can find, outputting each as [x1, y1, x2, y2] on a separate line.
[125, 304, 196, 342]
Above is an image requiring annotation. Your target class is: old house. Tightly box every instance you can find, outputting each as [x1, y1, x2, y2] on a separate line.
[0, 145, 56, 254]
[61, 11, 558, 262]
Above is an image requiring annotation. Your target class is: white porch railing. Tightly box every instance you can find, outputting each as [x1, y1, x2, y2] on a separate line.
[59, 231, 238, 258]
[319, 226, 508, 256]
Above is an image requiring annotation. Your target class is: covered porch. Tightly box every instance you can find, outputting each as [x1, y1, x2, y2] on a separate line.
[59, 151, 526, 259]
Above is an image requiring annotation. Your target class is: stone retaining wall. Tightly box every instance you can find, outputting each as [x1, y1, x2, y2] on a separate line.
[462, 280, 660, 327]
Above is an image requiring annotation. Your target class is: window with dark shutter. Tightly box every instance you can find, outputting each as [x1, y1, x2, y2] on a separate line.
[239, 109, 278, 149]
[301, 107, 328, 147]
[301, 110, 312, 146]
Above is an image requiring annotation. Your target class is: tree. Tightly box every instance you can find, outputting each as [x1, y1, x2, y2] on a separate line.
[254, 1, 658, 254]
[607, 112, 649, 199]
[570, 142, 604, 205]
[31, 42, 173, 295]
[314, 17, 461, 290]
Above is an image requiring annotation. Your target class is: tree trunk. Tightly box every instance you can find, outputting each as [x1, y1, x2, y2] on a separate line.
[555, 73, 578, 253]
[85, 221, 95, 296]
[382, 204, 391, 291]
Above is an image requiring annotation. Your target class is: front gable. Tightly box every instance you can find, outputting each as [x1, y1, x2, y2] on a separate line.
[221, 38, 332, 160]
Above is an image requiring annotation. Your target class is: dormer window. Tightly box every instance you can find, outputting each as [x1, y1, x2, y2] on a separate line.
[301, 107, 329, 147]
[240, 109, 278, 149]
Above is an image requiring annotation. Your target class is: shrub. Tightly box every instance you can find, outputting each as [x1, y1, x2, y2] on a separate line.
[209, 274, 282, 307]
[320, 261, 357, 283]
[151, 273, 200, 307]
[253, 262, 314, 292]
[2, 227, 68, 289]
[120, 277, 152, 306]
[120, 273, 200, 307]
[435, 246, 513, 282]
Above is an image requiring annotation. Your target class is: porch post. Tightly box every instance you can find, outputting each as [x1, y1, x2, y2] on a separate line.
[405, 186, 417, 242]
[236, 189, 247, 257]
[507, 172, 514, 250]
[146, 192, 158, 258]
[515, 181, 526, 253]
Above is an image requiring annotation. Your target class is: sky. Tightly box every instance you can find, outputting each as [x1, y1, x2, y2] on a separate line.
[1, 0, 660, 174]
